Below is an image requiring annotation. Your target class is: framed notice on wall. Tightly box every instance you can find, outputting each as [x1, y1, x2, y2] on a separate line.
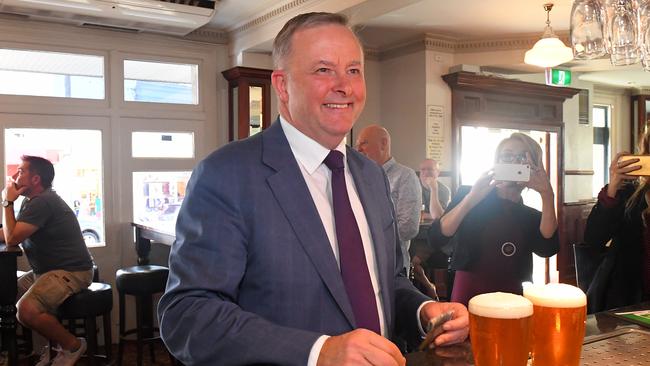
[426, 105, 445, 162]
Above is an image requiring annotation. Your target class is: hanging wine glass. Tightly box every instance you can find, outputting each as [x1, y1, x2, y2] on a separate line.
[571, 0, 607, 59]
[610, 0, 640, 65]
[639, 0, 650, 70]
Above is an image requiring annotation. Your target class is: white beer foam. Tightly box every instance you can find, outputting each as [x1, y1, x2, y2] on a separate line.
[468, 292, 533, 319]
[523, 283, 586, 308]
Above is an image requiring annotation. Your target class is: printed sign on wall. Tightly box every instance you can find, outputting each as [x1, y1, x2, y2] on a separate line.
[426, 105, 444, 162]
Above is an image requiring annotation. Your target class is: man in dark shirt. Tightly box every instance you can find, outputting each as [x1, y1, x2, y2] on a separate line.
[2, 155, 94, 366]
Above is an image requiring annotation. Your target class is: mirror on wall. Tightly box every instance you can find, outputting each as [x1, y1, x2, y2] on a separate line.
[631, 95, 650, 150]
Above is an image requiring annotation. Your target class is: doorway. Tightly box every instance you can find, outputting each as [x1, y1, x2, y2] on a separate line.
[459, 126, 559, 284]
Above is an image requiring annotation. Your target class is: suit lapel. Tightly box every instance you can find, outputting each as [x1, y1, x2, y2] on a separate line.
[347, 148, 393, 328]
[262, 121, 356, 327]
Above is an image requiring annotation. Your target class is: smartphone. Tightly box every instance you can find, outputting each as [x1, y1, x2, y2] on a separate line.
[619, 155, 650, 176]
[493, 163, 530, 182]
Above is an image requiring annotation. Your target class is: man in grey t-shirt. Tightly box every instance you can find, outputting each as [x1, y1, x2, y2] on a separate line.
[2, 155, 93, 366]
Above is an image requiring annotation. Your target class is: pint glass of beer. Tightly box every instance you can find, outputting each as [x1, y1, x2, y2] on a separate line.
[468, 292, 533, 366]
[523, 283, 587, 366]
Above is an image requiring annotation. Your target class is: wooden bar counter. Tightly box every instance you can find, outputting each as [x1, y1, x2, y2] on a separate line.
[406, 302, 650, 365]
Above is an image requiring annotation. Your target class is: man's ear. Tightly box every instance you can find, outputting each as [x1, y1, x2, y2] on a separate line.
[31, 174, 41, 187]
[271, 70, 289, 104]
[380, 137, 389, 151]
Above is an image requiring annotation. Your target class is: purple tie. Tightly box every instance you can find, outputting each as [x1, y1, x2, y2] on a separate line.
[323, 150, 381, 334]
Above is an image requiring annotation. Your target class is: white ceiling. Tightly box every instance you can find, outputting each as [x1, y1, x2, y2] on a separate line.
[204, 0, 650, 89]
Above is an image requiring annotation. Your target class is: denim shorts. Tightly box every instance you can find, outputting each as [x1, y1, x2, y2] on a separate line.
[17, 269, 93, 314]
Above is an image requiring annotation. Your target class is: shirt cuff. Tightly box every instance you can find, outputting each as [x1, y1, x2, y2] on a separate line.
[598, 185, 619, 208]
[308, 335, 330, 366]
[417, 300, 436, 336]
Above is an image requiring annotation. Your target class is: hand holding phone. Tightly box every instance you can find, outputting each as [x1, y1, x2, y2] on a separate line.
[619, 155, 650, 176]
[493, 163, 531, 182]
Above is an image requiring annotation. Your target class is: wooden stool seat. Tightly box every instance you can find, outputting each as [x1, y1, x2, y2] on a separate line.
[58, 282, 113, 366]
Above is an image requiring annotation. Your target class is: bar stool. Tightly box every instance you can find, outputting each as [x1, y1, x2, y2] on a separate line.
[57, 282, 113, 366]
[115, 265, 169, 366]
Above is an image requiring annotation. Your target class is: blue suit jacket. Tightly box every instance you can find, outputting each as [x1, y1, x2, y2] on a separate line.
[158, 120, 429, 365]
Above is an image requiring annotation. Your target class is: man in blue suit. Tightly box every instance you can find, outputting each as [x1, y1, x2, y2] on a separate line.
[158, 12, 469, 366]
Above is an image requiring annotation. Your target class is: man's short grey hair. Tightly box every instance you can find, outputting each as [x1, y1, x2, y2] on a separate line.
[272, 12, 354, 69]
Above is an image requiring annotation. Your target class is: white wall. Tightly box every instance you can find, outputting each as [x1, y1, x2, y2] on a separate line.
[355, 58, 381, 136]
[425, 50, 455, 172]
[377, 51, 426, 170]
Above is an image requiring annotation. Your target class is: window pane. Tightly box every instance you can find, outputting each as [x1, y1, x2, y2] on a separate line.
[132, 132, 194, 158]
[593, 106, 606, 127]
[0, 49, 104, 99]
[133, 171, 191, 234]
[593, 145, 605, 197]
[5, 128, 104, 246]
[124, 60, 198, 105]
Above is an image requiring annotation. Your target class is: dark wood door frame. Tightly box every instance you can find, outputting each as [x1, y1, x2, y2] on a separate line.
[443, 71, 581, 283]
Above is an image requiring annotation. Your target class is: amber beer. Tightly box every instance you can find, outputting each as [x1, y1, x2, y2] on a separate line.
[468, 292, 533, 366]
[523, 283, 587, 366]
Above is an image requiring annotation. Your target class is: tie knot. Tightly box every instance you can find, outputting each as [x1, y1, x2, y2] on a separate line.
[323, 150, 345, 171]
[323, 150, 345, 170]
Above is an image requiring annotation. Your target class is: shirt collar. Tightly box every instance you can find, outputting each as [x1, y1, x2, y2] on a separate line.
[279, 116, 347, 175]
[382, 156, 396, 169]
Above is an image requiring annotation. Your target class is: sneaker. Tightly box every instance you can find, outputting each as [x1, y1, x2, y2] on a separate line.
[34, 345, 51, 366]
[51, 338, 86, 366]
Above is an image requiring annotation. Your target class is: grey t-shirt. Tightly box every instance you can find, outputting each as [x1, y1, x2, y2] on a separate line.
[18, 189, 93, 274]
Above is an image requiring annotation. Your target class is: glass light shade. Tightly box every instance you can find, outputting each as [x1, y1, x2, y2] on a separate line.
[525, 37, 575, 68]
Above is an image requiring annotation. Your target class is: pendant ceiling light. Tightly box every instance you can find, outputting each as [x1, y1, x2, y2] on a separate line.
[525, 3, 574, 68]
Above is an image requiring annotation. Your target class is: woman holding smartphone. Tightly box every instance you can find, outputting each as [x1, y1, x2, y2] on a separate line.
[428, 133, 559, 305]
[584, 132, 650, 312]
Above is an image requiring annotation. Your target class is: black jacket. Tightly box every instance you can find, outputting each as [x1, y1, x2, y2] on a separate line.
[428, 186, 559, 282]
[584, 183, 646, 312]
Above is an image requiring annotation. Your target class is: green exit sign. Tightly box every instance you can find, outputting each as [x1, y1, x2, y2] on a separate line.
[545, 68, 571, 86]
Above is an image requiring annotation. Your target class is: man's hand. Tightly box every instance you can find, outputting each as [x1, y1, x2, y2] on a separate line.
[420, 302, 469, 346]
[317, 329, 405, 366]
[3, 177, 25, 202]
[423, 176, 438, 192]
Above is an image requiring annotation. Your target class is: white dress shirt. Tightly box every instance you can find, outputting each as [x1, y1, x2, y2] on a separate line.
[278, 118, 386, 365]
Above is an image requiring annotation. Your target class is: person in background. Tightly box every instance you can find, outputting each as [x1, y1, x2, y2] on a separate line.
[158, 12, 468, 366]
[419, 158, 451, 221]
[584, 132, 650, 312]
[2, 155, 94, 366]
[428, 133, 559, 305]
[411, 159, 451, 300]
[356, 124, 422, 274]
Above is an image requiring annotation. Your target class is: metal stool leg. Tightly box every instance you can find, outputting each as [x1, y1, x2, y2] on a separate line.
[135, 296, 143, 366]
[103, 310, 112, 362]
[117, 292, 125, 366]
[85, 315, 98, 366]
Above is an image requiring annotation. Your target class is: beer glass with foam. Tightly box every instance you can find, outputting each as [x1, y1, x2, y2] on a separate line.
[468, 292, 533, 366]
[523, 283, 587, 366]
